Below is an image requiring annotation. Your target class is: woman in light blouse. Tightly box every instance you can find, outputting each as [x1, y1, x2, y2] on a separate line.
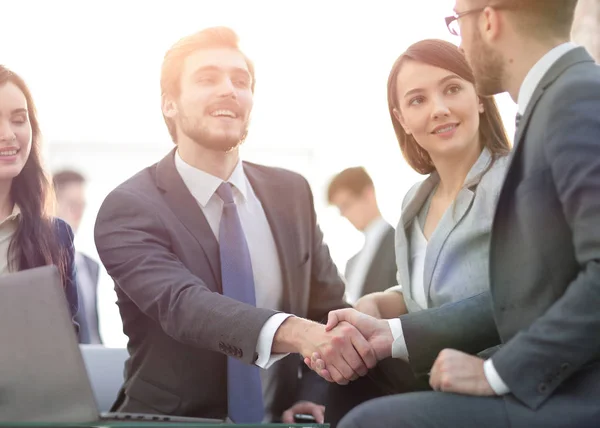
[321, 39, 512, 426]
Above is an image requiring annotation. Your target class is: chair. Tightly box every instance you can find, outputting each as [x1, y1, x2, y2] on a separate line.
[79, 345, 128, 413]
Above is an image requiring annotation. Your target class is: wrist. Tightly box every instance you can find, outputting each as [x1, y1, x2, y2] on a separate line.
[273, 316, 316, 354]
[378, 319, 394, 360]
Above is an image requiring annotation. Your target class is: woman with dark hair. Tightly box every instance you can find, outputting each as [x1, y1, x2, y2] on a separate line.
[315, 40, 512, 426]
[352, 38, 511, 319]
[0, 65, 78, 325]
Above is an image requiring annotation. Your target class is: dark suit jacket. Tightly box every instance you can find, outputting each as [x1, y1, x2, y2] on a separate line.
[344, 224, 397, 297]
[74, 253, 102, 344]
[54, 218, 79, 326]
[94, 150, 348, 420]
[487, 47, 600, 424]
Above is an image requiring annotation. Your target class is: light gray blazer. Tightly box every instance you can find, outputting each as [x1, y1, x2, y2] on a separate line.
[394, 148, 508, 314]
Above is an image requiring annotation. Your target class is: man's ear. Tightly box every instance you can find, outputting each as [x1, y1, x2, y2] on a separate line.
[161, 94, 178, 118]
[481, 6, 502, 43]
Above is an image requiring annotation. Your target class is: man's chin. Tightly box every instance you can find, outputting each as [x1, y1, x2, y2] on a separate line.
[195, 135, 244, 153]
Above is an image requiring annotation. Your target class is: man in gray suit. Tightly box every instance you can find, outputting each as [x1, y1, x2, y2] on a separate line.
[333, 1, 600, 426]
[54, 169, 102, 344]
[327, 167, 397, 303]
[94, 27, 376, 424]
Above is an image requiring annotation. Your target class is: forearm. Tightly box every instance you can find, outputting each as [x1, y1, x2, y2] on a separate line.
[492, 267, 600, 408]
[355, 290, 408, 319]
[379, 290, 408, 318]
[401, 292, 500, 374]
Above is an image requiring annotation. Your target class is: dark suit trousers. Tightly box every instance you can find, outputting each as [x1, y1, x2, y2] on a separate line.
[337, 361, 600, 428]
[325, 358, 430, 428]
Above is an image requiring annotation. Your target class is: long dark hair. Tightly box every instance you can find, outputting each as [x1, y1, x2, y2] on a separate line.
[0, 65, 67, 286]
[387, 39, 511, 175]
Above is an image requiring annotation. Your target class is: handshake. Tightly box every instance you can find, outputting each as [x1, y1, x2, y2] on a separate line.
[274, 307, 395, 385]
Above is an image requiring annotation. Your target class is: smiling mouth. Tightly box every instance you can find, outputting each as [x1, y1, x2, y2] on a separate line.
[0, 149, 19, 156]
[432, 124, 459, 134]
[210, 109, 238, 119]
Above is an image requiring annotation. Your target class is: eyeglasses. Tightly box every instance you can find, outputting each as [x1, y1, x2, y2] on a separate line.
[445, 8, 485, 36]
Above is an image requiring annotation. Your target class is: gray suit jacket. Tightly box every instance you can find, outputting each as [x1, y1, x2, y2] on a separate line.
[74, 253, 102, 344]
[94, 150, 348, 420]
[486, 47, 600, 423]
[394, 148, 507, 373]
[344, 224, 397, 298]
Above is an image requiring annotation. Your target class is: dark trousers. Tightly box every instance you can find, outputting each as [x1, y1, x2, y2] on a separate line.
[325, 358, 430, 428]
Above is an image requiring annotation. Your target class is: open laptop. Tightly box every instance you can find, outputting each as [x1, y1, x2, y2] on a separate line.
[0, 265, 222, 424]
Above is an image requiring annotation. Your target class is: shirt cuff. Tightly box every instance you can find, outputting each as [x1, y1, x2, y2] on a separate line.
[483, 359, 510, 395]
[255, 313, 293, 369]
[385, 284, 403, 294]
[387, 318, 409, 361]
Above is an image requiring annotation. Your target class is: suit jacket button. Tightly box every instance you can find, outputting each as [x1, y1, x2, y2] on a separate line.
[560, 363, 571, 373]
[538, 382, 549, 393]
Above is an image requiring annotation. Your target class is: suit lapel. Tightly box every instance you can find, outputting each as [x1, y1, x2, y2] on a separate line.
[397, 176, 438, 303]
[508, 48, 593, 170]
[155, 149, 222, 288]
[422, 188, 474, 301]
[243, 164, 297, 315]
[422, 149, 492, 302]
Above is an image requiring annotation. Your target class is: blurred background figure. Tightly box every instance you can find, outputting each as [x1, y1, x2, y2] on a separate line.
[53, 169, 102, 344]
[327, 167, 397, 304]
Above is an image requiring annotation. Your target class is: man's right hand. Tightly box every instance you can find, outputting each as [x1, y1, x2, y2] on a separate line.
[304, 309, 394, 381]
[273, 317, 377, 385]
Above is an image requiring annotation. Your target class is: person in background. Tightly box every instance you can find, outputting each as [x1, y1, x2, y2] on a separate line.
[327, 167, 397, 304]
[0, 65, 78, 326]
[308, 39, 511, 427]
[53, 169, 102, 344]
[94, 27, 375, 424]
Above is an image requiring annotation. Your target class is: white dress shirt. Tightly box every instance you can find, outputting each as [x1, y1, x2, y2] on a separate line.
[483, 42, 578, 396]
[0, 205, 19, 276]
[516, 42, 578, 115]
[408, 220, 429, 309]
[174, 151, 290, 420]
[345, 217, 391, 304]
[386, 219, 429, 361]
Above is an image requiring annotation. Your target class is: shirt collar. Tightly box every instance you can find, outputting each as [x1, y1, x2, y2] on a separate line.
[174, 150, 248, 207]
[0, 204, 20, 227]
[517, 42, 577, 114]
[363, 216, 388, 241]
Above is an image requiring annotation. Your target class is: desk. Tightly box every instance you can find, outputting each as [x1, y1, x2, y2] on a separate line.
[0, 424, 328, 428]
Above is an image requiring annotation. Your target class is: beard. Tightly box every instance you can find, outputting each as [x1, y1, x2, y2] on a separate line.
[178, 107, 250, 153]
[468, 30, 506, 96]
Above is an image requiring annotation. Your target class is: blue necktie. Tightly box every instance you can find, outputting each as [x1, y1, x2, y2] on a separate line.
[216, 182, 264, 424]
